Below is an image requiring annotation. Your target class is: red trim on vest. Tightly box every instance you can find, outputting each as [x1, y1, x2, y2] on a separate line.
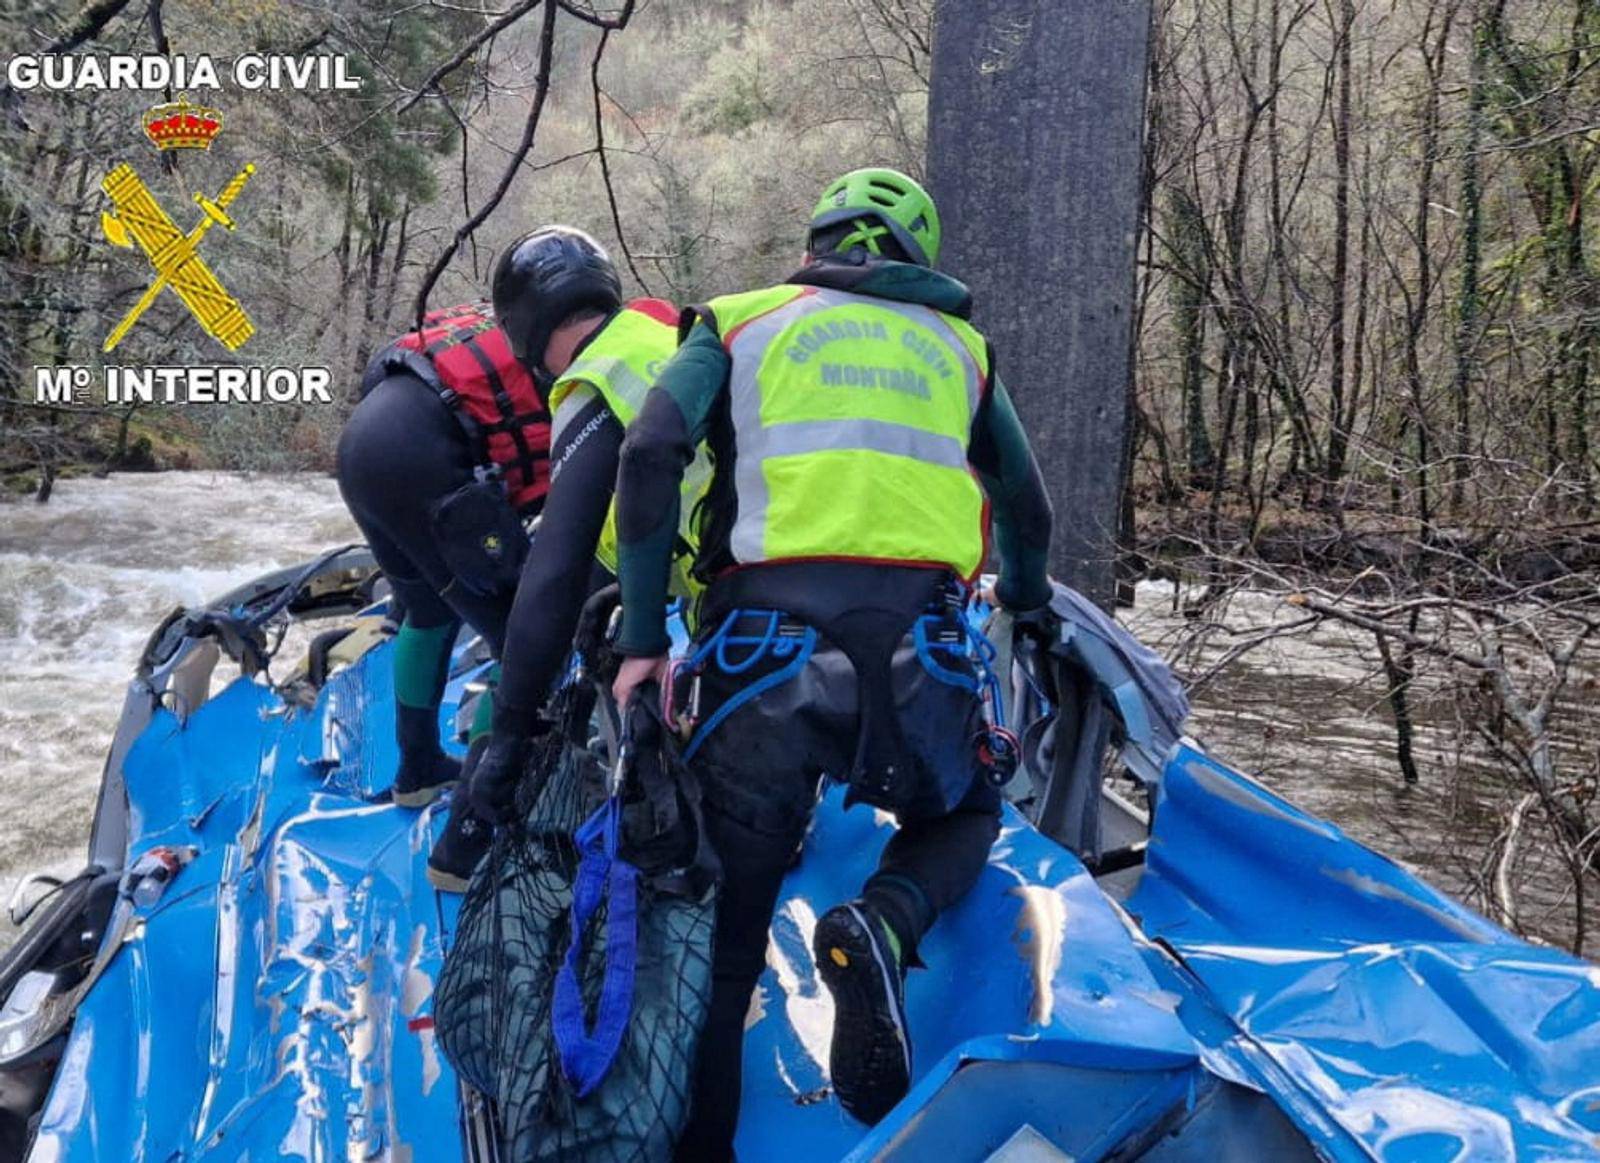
[973, 476, 992, 585]
[627, 297, 681, 326]
[392, 303, 551, 513]
[716, 555, 974, 579]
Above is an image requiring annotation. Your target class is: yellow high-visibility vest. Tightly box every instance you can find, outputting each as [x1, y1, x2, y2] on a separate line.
[702, 283, 990, 578]
[548, 298, 709, 598]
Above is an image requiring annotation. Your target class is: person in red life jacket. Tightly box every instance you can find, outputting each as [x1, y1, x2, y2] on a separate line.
[336, 225, 680, 891]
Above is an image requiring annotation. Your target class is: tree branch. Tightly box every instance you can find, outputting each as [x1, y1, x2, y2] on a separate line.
[589, 11, 650, 294]
[395, 0, 542, 117]
[557, 0, 636, 28]
[41, 0, 137, 54]
[412, 0, 559, 325]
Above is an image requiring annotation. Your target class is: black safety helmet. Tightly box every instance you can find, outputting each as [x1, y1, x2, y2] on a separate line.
[491, 225, 622, 370]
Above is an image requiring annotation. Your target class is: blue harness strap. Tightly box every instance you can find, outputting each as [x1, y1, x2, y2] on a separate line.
[551, 795, 641, 1098]
[683, 611, 817, 762]
[915, 609, 1021, 783]
[914, 612, 1011, 723]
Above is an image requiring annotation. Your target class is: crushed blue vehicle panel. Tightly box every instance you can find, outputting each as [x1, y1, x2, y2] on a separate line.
[1129, 745, 1600, 1160]
[31, 641, 470, 1162]
[733, 793, 1343, 1162]
[28, 623, 1600, 1160]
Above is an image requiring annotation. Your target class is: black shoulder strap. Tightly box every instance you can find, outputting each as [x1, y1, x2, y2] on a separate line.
[459, 330, 541, 490]
[679, 304, 718, 343]
[387, 343, 496, 479]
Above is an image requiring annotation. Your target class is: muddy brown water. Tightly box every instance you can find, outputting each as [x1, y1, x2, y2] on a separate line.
[1126, 585, 1597, 952]
[0, 473, 1590, 953]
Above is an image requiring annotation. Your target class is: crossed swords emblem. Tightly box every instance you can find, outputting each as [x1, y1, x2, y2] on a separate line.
[99, 162, 257, 352]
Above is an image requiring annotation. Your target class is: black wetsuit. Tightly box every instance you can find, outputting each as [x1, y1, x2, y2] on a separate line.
[336, 369, 623, 745]
[673, 566, 1009, 1161]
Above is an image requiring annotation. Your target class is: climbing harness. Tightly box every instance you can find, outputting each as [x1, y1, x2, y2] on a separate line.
[911, 609, 1020, 788]
[678, 610, 819, 762]
[674, 589, 1019, 788]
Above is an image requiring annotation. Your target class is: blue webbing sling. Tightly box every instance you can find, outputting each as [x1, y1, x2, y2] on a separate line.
[551, 793, 641, 1098]
[437, 647, 715, 1159]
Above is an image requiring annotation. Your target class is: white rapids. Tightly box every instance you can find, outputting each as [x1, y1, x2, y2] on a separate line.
[0, 472, 357, 945]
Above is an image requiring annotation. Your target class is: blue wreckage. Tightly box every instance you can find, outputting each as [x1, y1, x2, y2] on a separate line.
[0, 548, 1596, 1161]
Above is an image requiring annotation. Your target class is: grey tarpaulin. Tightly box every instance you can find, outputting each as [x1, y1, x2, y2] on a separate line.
[997, 581, 1190, 862]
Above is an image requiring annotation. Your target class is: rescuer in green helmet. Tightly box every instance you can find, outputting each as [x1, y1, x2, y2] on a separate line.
[806, 166, 940, 263]
[808, 166, 944, 265]
[610, 166, 1055, 1158]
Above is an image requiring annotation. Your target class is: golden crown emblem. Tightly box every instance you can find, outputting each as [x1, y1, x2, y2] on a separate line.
[143, 94, 223, 151]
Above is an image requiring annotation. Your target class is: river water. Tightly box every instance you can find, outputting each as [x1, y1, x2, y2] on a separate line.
[0, 473, 358, 942]
[0, 473, 1587, 951]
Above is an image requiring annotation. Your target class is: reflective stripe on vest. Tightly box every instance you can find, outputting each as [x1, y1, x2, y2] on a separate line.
[550, 298, 678, 440]
[548, 299, 708, 597]
[710, 284, 989, 577]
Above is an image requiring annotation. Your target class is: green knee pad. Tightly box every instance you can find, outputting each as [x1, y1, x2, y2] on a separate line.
[393, 621, 458, 711]
[468, 665, 500, 744]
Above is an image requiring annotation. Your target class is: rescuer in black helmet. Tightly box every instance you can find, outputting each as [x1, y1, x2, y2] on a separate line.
[493, 225, 625, 378]
[335, 225, 680, 890]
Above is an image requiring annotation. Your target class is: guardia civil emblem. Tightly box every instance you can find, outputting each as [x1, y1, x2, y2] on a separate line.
[98, 95, 257, 352]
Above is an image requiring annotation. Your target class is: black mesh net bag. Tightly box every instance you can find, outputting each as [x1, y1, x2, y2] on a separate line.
[437, 679, 718, 1163]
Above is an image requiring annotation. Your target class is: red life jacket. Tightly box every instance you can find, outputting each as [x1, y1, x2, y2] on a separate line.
[385, 303, 551, 514]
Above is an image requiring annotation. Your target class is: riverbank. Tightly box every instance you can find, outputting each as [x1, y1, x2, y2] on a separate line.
[1134, 498, 1600, 598]
[1, 401, 337, 500]
[0, 406, 211, 500]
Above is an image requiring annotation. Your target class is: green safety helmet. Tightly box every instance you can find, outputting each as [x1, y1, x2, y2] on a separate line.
[807, 167, 941, 267]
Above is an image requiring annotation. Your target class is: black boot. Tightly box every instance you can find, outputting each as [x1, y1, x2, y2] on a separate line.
[426, 798, 493, 893]
[393, 704, 460, 807]
[813, 899, 911, 1125]
[427, 738, 493, 893]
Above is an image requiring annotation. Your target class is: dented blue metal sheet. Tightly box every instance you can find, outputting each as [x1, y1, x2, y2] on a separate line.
[27, 631, 1600, 1160]
[735, 796, 1205, 1162]
[1129, 745, 1600, 1160]
[31, 643, 469, 1162]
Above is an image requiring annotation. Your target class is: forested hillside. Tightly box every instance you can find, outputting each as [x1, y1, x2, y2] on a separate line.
[0, 0, 929, 471]
[5, 0, 1593, 513]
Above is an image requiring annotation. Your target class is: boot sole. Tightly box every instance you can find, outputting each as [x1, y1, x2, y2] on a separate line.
[426, 863, 472, 894]
[813, 904, 910, 1125]
[393, 781, 457, 808]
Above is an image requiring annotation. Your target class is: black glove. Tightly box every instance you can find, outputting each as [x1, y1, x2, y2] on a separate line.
[467, 729, 532, 824]
[465, 697, 553, 823]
